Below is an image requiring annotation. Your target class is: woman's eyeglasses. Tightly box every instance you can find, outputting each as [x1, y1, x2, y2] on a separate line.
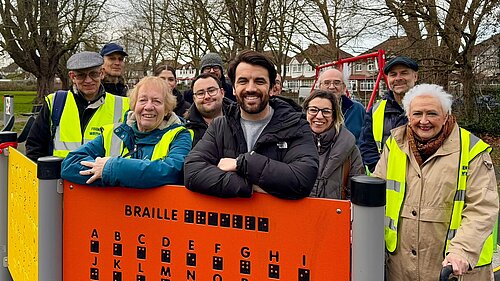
[306, 106, 333, 117]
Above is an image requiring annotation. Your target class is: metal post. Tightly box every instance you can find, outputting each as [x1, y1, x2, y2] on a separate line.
[37, 156, 63, 281]
[0, 131, 16, 281]
[3, 95, 14, 125]
[351, 175, 385, 281]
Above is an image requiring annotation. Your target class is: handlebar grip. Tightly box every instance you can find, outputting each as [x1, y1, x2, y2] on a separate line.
[439, 264, 454, 281]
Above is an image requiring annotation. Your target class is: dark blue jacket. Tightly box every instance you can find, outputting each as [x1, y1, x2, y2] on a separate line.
[341, 95, 365, 145]
[358, 91, 408, 172]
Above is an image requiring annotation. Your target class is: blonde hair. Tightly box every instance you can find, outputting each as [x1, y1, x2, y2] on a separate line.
[128, 76, 176, 114]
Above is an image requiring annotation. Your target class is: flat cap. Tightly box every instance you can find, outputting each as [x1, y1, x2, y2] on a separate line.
[67, 51, 104, 71]
[383, 56, 418, 74]
[100, 42, 128, 57]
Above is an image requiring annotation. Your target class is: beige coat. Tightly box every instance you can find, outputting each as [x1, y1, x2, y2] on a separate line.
[373, 124, 498, 281]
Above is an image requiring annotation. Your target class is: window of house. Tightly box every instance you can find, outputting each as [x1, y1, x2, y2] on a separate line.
[360, 80, 375, 91]
[355, 64, 362, 72]
[288, 80, 299, 89]
[302, 80, 313, 87]
[367, 62, 374, 71]
[349, 80, 357, 91]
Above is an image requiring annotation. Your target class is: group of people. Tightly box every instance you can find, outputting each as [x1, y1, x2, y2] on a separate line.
[23, 44, 498, 280]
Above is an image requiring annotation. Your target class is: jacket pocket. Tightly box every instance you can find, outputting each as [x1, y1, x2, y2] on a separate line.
[400, 206, 451, 223]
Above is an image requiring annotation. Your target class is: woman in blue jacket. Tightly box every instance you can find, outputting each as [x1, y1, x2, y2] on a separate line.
[61, 76, 192, 188]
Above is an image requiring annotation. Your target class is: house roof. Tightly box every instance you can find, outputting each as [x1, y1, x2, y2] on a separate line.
[0, 62, 20, 73]
[473, 33, 500, 55]
[361, 36, 418, 59]
[157, 59, 181, 68]
[296, 43, 353, 66]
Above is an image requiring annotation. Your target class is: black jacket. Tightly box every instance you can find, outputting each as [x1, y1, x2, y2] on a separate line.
[26, 86, 108, 161]
[184, 98, 319, 199]
[173, 88, 191, 117]
[102, 76, 128, 97]
[358, 90, 408, 172]
[270, 95, 302, 112]
[184, 97, 234, 147]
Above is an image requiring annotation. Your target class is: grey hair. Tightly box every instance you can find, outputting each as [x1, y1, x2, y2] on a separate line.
[402, 83, 453, 116]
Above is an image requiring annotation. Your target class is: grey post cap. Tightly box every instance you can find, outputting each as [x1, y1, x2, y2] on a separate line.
[383, 56, 418, 74]
[67, 51, 104, 71]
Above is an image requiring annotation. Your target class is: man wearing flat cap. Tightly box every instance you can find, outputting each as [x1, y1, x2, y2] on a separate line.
[26, 51, 130, 161]
[100, 42, 129, 97]
[359, 56, 419, 173]
[184, 52, 236, 104]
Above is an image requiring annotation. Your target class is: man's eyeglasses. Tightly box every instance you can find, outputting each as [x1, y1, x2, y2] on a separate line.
[73, 70, 101, 81]
[320, 80, 343, 87]
[194, 87, 220, 99]
[202, 66, 221, 72]
[306, 106, 333, 117]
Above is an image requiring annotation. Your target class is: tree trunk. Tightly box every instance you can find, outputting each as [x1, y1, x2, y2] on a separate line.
[462, 62, 477, 123]
[35, 74, 55, 104]
[60, 75, 70, 90]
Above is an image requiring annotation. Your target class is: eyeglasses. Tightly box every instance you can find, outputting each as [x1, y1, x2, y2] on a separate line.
[202, 66, 221, 72]
[306, 106, 333, 117]
[320, 80, 343, 87]
[194, 87, 220, 99]
[73, 70, 101, 81]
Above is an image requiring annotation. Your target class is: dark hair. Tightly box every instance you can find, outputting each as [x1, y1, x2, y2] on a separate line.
[227, 50, 276, 88]
[153, 64, 177, 79]
[302, 90, 343, 131]
[191, 73, 223, 90]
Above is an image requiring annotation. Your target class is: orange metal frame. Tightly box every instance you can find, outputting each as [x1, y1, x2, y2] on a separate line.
[311, 49, 389, 111]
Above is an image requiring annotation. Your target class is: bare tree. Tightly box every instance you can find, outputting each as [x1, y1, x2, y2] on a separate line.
[124, 0, 173, 75]
[383, 0, 499, 120]
[0, 0, 107, 101]
[266, 0, 302, 77]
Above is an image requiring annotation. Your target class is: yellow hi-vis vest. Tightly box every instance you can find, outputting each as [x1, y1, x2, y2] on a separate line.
[46, 91, 129, 158]
[372, 99, 387, 154]
[102, 123, 190, 160]
[385, 128, 493, 266]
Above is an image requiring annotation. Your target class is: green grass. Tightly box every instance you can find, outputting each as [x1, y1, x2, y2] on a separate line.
[0, 91, 38, 115]
[0, 91, 38, 132]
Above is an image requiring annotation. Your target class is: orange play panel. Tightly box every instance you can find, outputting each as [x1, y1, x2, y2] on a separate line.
[63, 183, 351, 280]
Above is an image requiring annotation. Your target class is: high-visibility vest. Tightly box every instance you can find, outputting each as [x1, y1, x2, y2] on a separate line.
[371, 99, 387, 154]
[102, 123, 190, 160]
[384, 128, 493, 266]
[46, 92, 129, 158]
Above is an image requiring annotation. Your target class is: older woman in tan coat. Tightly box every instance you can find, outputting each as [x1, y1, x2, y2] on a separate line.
[373, 84, 498, 280]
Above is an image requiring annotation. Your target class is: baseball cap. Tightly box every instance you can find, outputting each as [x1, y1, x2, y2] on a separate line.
[100, 43, 128, 57]
[383, 56, 418, 74]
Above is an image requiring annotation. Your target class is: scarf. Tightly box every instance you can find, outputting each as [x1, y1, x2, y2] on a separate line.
[407, 115, 456, 166]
